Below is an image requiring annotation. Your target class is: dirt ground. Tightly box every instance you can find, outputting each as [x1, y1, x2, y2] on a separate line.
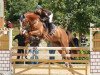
[13, 64, 90, 75]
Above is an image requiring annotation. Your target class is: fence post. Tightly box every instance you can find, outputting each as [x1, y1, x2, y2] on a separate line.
[9, 28, 13, 50]
[90, 28, 93, 51]
[48, 62, 51, 75]
[8, 28, 13, 75]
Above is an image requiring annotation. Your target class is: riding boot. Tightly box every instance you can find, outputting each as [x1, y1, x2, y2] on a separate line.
[48, 23, 51, 33]
[49, 23, 55, 35]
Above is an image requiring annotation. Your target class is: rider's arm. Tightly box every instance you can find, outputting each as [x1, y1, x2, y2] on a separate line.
[41, 10, 49, 22]
[42, 9, 49, 18]
[13, 35, 18, 44]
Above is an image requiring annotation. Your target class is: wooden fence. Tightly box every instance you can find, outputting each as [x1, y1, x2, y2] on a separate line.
[11, 47, 89, 75]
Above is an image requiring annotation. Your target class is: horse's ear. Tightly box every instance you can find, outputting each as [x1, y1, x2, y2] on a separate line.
[24, 14, 29, 21]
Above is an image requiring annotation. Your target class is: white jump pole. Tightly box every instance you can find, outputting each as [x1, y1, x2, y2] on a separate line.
[9, 28, 13, 50]
[26, 47, 89, 50]
[90, 28, 93, 51]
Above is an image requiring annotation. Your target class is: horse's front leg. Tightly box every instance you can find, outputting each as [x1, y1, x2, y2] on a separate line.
[29, 30, 42, 36]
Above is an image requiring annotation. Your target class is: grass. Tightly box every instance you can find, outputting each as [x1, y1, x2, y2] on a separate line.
[12, 27, 20, 36]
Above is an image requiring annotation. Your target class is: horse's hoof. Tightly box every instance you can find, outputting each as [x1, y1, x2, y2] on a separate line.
[69, 64, 73, 68]
[65, 63, 68, 67]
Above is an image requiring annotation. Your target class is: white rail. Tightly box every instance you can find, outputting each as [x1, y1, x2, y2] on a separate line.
[12, 46, 89, 50]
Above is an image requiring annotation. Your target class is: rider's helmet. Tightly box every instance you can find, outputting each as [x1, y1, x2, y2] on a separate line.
[36, 5, 42, 9]
[35, 5, 43, 15]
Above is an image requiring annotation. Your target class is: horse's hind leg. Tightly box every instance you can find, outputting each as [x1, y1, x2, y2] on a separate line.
[60, 42, 74, 74]
[60, 33, 73, 68]
[52, 43, 69, 66]
[59, 49, 72, 67]
[58, 49, 75, 75]
[59, 41, 72, 68]
[58, 50, 68, 66]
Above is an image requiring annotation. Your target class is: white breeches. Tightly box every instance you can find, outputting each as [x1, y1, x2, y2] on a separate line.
[48, 13, 53, 23]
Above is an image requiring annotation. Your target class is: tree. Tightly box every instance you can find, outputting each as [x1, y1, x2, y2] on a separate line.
[5, 0, 38, 21]
[5, 0, 100, 33]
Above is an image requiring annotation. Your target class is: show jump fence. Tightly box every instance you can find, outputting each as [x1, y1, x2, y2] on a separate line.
[0, 28, 100, 75]
[11, 47, 89, 75]
[11, 27, 100, 75]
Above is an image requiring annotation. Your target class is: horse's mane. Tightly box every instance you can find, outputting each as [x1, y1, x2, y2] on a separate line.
[24, 12, 40, 21]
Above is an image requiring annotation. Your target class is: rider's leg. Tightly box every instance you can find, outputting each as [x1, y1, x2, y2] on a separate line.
[48, 23, 55, 34]
[48, 23, 52, 33]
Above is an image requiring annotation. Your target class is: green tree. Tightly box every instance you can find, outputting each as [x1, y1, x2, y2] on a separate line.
[5, 0, 100, 33]
[5, 0, 38, 21]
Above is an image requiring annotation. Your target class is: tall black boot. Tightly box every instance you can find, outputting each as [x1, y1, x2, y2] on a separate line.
[49, 23, 55, 35]
[48, 23, 52, 33]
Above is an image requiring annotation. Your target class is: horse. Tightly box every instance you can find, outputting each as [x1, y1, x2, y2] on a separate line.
[22, 12, 73, 68]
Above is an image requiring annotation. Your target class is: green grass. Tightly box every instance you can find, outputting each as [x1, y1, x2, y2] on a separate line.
[13, 27, 20, 36]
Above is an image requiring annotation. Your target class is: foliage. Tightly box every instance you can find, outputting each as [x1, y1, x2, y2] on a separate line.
[5, 0, 38, 21]
[77, 50, 90, 60]
[5, 0, 100, 34]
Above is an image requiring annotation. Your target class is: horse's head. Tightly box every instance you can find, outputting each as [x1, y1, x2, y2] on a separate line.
[21, 12, 45, 42]
[22, 12, 40, 30]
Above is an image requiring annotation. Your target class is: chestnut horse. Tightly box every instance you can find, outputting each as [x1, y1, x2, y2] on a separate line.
[22, 12, 73, 68]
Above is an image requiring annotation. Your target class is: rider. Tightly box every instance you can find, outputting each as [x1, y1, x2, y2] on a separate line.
[34, 5, 55, 35]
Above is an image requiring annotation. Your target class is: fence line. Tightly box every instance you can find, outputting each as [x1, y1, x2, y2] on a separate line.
[11, 46, 89, 75]
[12, 46, 89, 50]
[12, 53, 89, 57]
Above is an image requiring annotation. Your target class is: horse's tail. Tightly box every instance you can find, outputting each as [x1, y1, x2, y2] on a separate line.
[66, 30, 76, 47]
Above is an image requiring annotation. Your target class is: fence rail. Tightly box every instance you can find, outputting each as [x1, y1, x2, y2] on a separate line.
[11, 46, 89, 75]
[12, 53, 89, 57]
[12, 46, 89, 50]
